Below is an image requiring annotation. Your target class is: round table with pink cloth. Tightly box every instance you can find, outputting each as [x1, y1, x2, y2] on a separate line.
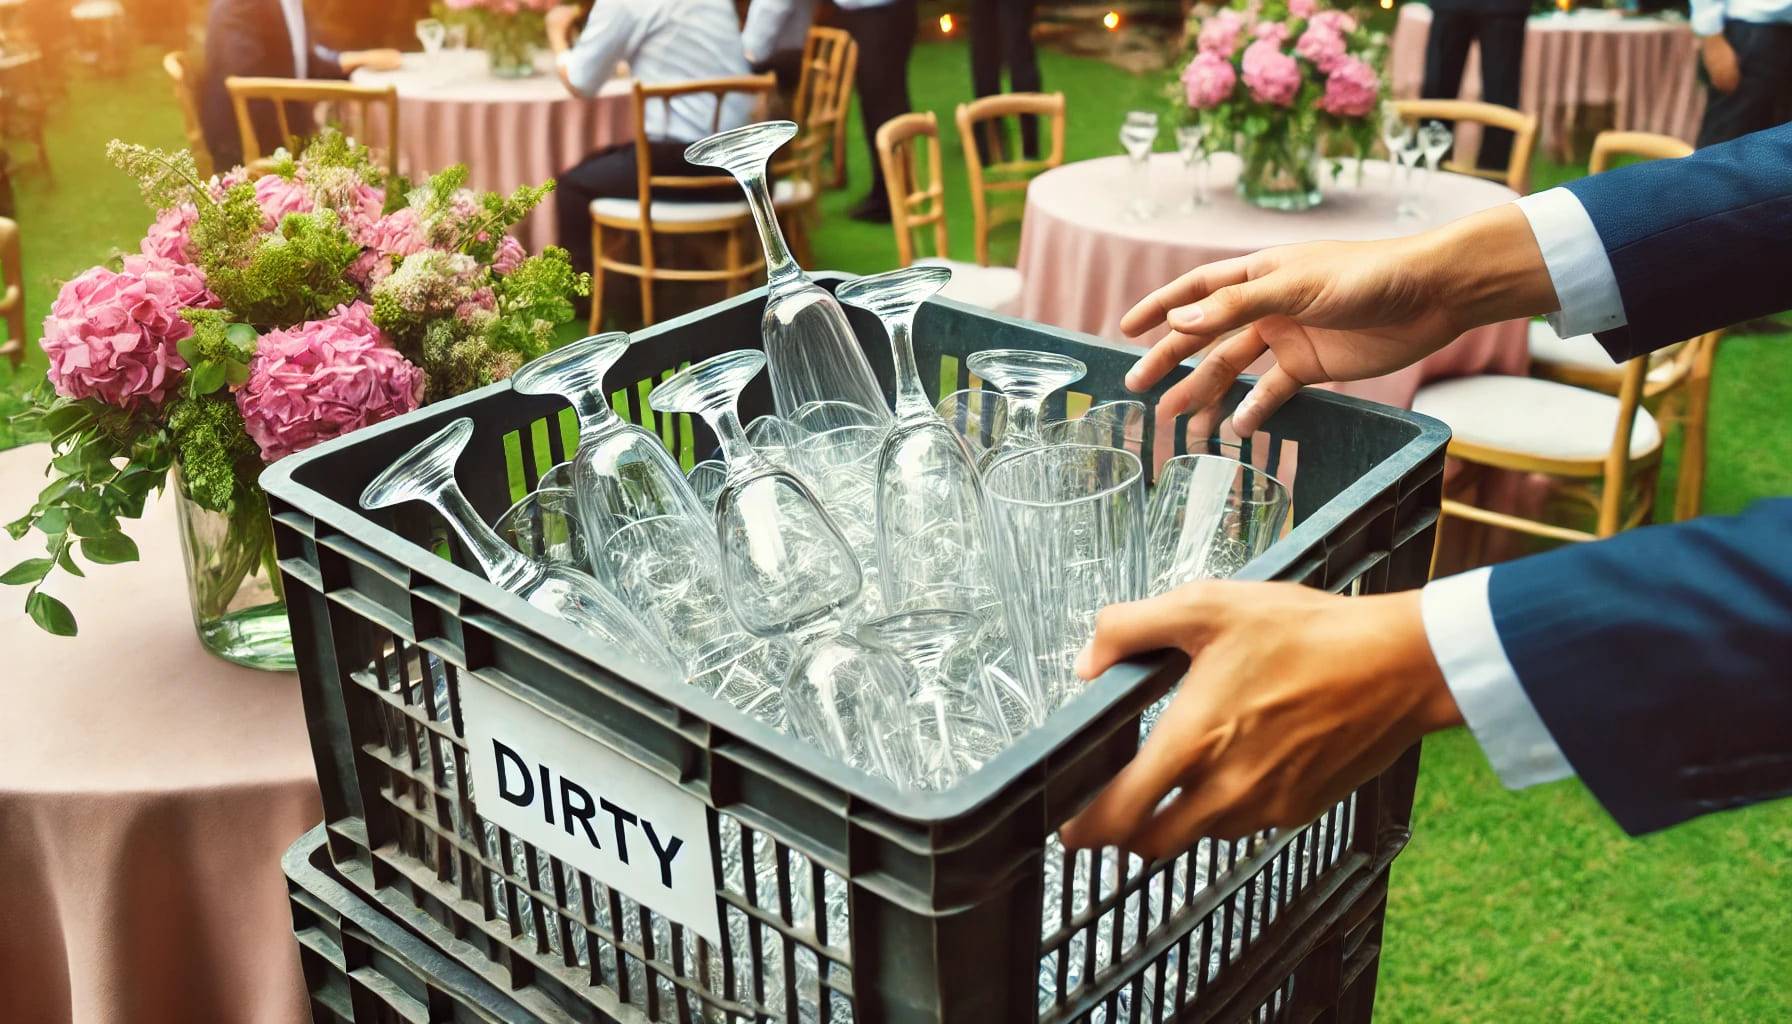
[0, 443, 321, 1024]
[1390, 4, 1704, 160]
[352, 50, 634, 255]
[1015, 151, 1531, 411]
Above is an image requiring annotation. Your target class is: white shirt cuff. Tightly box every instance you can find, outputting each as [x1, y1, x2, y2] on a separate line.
[1421, 567, 1575, 790]
[1515, 188, 1627, 340]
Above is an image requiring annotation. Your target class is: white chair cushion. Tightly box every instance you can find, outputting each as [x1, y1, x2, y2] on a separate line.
[914, 257, 1023, 314]
[1412, 374, 1663, 461]
[1528, 319, 1676, 383]
[589, 179, 809, 225]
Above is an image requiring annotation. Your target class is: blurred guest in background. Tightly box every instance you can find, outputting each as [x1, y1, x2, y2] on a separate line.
[1691, 0, 1792, 147]
[200, 0, 401, 171]
[545, 0, 755, 277]
[1420, 0, 1528, 171]
[836, 0, 919, 222]
[741, 0, 816, 101]
[969, 0, 1043, 162]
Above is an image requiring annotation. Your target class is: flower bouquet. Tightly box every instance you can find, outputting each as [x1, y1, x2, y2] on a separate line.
[434, 0, 558, 78]
[5, 129, 588, 668]
[1176, 0, 1387, 210]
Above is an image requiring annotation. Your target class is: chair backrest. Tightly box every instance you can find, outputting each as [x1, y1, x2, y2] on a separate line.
[224, 76, 400, 176]
[876, 111, 949, 267]
[617, 74, 776, 237]
[1391, 98, 1537, 194]
[164, 51, 213, 180]
[0, 216, 22, 369]
[1588, 130, 1693, 175]
[955, 92, 1067, 266]
[792, 26, 856, 157]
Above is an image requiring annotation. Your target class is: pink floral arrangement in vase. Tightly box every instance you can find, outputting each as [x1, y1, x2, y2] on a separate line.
[6, 129, 587, 669]
[1175, 0, 1387, 210]
[434, 0, 557, 77]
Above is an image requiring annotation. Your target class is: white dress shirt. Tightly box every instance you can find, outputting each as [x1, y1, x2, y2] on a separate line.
[557, 0, 755, 143]
[1418, 186, 1631, 790]
[741, 0, 816, 64]
[1690, 0, 1792, 37]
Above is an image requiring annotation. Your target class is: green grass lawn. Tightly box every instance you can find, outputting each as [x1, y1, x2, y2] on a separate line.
[7, 39, 1790, 1023]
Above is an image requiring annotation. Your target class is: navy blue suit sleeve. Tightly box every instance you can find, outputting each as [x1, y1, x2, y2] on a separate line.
[1488, 499, 1792, 835]
[1563, 123, 1792, 360]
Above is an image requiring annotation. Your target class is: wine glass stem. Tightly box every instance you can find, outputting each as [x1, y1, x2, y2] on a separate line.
[1010, 396, 1045, 444]
[432, 483, 537, 591]
[888, 317, 931, 419]
[706, 407, 760, 468]
[739, 166, 798, 285]
[567, 389, 621, 438]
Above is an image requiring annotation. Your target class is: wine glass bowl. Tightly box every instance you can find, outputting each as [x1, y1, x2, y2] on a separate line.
[415, 17, 446, 54]
[934, 388, 1009, 457]
[1119, 110, 1161, 220]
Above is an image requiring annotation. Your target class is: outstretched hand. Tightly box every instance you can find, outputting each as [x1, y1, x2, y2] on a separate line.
[1058, 581, 1462, 858]
[1122, 204, 1558, 435]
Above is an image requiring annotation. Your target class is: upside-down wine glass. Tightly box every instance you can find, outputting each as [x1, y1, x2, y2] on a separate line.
[838, 265, 1003, 617]
[415, 17, 446, 55]
[967, 348, 1088, 470]
[860, 610, 1011, 791]
[1379, 104, 1417, 219]
[494, 483, 586, 570]
[684, 121, 891, 423]
[1119, 110, 1160, 221]
[359, 418, 676, 676]
[934, 387, 1009, 459]
[1417, 119, 1455, 214]
[1174, 122, 1210, 211]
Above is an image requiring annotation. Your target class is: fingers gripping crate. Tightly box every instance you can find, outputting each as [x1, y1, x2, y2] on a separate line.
[262, 277, 1449, 1024]
[285, 823, 546, 1024]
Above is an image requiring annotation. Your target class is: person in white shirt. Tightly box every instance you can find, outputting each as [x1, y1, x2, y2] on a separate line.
[1690, 0, 1792, 147]
[544, 0, 756, 278]
[1057, 124, 1792, 857]
[741, 0, 816, 100]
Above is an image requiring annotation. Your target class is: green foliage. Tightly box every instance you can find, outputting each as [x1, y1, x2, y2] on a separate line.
[202, 210, 363, 327]
[488, 246, 590, 358]
[106, 139, 205, 213]
[177, 311, 257, 398]
[167, 394, 262, 513]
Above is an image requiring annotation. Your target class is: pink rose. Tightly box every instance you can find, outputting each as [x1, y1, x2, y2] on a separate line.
[1182, 52, 1238, 110]
[491, 235, 526, 275]
[1295, 25, 1347, 72]
[41, 259, 218, 409]
[1320, 56, 1380, 118]
[1252, 20, 1290, 46]
[1196, 9, 1244, 56]
[141, 203, 199, 265]
[1309, 10, 1357, 34]
[235, 301, 425, 462]
[254, 173, 315, 227]
[1242, 40, 1302, 107]
[1289, 0, 1318, 18]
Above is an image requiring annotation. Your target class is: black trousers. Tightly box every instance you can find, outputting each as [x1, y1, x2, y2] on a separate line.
[554, 141, 730, 277]
[1697, 21, 1792, 148]
[1421, 8, 1526, 170]
[837, 0, 919, 210]
[969, 0, 1042, 160]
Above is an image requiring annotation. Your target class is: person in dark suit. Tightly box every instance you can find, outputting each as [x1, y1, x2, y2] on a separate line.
[1691, 0, 1792, 148]
[1420, 0, 1529, 171]
[199, 0, 399, 172]
[834, 0, 919, 222]
[1058, 123, 1792, 856]
[968, 0, 1043, 162]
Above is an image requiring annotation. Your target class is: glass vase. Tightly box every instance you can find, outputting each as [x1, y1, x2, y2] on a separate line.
[173, 464, 294, 672]
[483, 15, 538, 78]
[1236, 132, 1322, 212]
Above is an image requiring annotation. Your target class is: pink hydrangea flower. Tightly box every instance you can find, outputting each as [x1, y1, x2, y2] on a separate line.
[1309, 10, 1357, 34]
[141, 203, 198, 265]
[254, 173, 315, 227]
[350, 207, 428, 289]
[1242, 40, 1302, 107]
[1289, 0, 1318, 18]
[1197, 9, 1245, 56]
[1182, 52, 1238, 110]
[1252, 20, 1291, 46]
[41, 258, 218, 409]
[491, 235, 526, 276]
[1295, 25, 1347, 72]
[235, 301, 425, 462]
[1320, 56, 1380, 118]
[456, 287, 498, 321]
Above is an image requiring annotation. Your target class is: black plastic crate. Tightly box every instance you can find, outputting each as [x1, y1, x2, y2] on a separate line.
[263, 277, 1448, 1024]
[285, 823, 546, 1024]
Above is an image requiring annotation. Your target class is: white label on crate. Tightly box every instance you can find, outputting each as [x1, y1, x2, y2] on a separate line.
[459, 675, 722, 943]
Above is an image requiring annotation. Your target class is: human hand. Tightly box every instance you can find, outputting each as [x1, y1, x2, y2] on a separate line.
[546, 5, 582, 52]
[1057, 581, 1462, 859]
[1702, 33, 1741, 94]
[1121, 204, 1557, 435]
[343, 48, 402, 72]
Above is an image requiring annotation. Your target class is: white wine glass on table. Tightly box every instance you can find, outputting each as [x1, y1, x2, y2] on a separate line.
[1418, 119, 1455, 214]
[1174, 122, 1210, 211]
[415, 17, 446, 55]
[1119, 110, 1161, 221]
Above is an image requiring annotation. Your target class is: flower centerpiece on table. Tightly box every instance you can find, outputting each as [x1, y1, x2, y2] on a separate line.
[1175, 0, 1387, 211]
[5, 128, 588, 667]
[434, 0, 558, 78]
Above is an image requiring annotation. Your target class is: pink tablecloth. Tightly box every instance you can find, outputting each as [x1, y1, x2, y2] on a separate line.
[0, 444, 321, 1024]
[353, 51, 633, 255]
[1015, 152, 1532, 410]
[1391, 4, 1704, 160]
